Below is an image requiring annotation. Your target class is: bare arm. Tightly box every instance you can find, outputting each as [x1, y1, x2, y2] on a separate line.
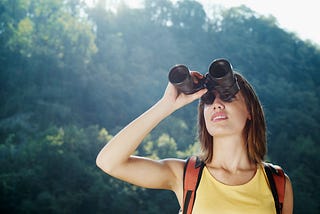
[282, 175, 294, 214]
[96, 81, 207, 192]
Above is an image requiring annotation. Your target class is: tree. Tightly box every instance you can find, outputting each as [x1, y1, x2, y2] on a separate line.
[0, 0, 97, 144]
[1, 1, 320, 212]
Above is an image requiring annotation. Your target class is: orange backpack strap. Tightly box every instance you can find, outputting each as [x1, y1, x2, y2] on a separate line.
[182, 156, 204, 214]
[264, 163, 286, 214]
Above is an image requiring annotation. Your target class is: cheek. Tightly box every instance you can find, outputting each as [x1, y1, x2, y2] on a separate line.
[203, 106, 211, 123]
[238, 116, 249, 129]
[233, 110, 250, 129]
[203, 107, 212, 131]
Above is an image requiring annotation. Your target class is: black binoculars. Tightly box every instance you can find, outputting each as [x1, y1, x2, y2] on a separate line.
[168, 58, 240, 102]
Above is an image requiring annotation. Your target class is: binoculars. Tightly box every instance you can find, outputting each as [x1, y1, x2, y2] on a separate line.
[168, 58, 240, 102]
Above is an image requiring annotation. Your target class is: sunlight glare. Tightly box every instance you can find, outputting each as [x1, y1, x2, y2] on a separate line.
[84, 0, 143, 8]
[84, 0, 319, 45]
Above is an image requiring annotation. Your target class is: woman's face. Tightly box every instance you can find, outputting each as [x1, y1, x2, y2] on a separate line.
[203, 91, 251, 137]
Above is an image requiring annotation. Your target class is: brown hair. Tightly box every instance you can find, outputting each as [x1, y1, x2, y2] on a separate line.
[197, 73, 267, 164]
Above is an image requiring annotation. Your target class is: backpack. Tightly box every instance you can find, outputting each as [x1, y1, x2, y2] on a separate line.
[182, 156, 286, 214]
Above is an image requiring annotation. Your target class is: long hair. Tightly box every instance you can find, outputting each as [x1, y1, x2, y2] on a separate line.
[198, 73, 267, 164]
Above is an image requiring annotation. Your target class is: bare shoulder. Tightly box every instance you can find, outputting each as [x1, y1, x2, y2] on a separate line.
[161, 158, 186, 180]
[283, 174, 294, 214]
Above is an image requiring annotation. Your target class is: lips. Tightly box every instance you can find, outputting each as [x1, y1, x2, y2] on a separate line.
[211, 112, 228, 122]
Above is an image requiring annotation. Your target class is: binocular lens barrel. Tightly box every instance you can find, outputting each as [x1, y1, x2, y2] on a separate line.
[208, 59, 235, 87]
[168, 65, 195, 94]
[207, 59, 239, 101]
[209, 59, 232, 79]
[168, 65, 190, 84]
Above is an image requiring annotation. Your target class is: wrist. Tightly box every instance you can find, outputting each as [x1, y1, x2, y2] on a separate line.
[156, 98, 176, 117]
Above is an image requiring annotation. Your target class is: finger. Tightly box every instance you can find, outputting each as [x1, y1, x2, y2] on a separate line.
[193, 88, 208, 98]
[182, 88, 207, 104]
[190, 71, 204, 79]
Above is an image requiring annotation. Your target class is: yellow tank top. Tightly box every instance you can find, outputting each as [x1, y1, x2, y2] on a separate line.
[192, 164, 275, 214]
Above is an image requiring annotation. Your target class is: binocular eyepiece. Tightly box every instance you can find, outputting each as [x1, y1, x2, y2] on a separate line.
[168, 58, 240, 102]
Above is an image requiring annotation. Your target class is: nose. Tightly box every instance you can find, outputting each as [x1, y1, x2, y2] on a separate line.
[212, 97, 225, 111]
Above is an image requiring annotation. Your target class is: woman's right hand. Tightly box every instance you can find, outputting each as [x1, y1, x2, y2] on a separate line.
[161, 71, 207, 114]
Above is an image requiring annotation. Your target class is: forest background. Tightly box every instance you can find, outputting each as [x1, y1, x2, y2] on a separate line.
[1, 0, 319, 213]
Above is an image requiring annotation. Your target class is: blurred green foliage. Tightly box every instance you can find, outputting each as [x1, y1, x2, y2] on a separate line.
[0, 0, 319, 213]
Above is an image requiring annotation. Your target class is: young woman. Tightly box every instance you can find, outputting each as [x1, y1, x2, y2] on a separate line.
[96, 60, 293, 213]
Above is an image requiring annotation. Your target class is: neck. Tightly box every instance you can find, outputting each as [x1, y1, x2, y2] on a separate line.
[208, 135, 253, 172]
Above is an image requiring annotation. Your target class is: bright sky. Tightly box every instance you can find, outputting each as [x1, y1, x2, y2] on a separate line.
[198, 0, 320, 45]
[85, 0, 319, 45]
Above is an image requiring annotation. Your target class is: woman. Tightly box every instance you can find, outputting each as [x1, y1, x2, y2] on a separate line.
[96, 59, 293, 213]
